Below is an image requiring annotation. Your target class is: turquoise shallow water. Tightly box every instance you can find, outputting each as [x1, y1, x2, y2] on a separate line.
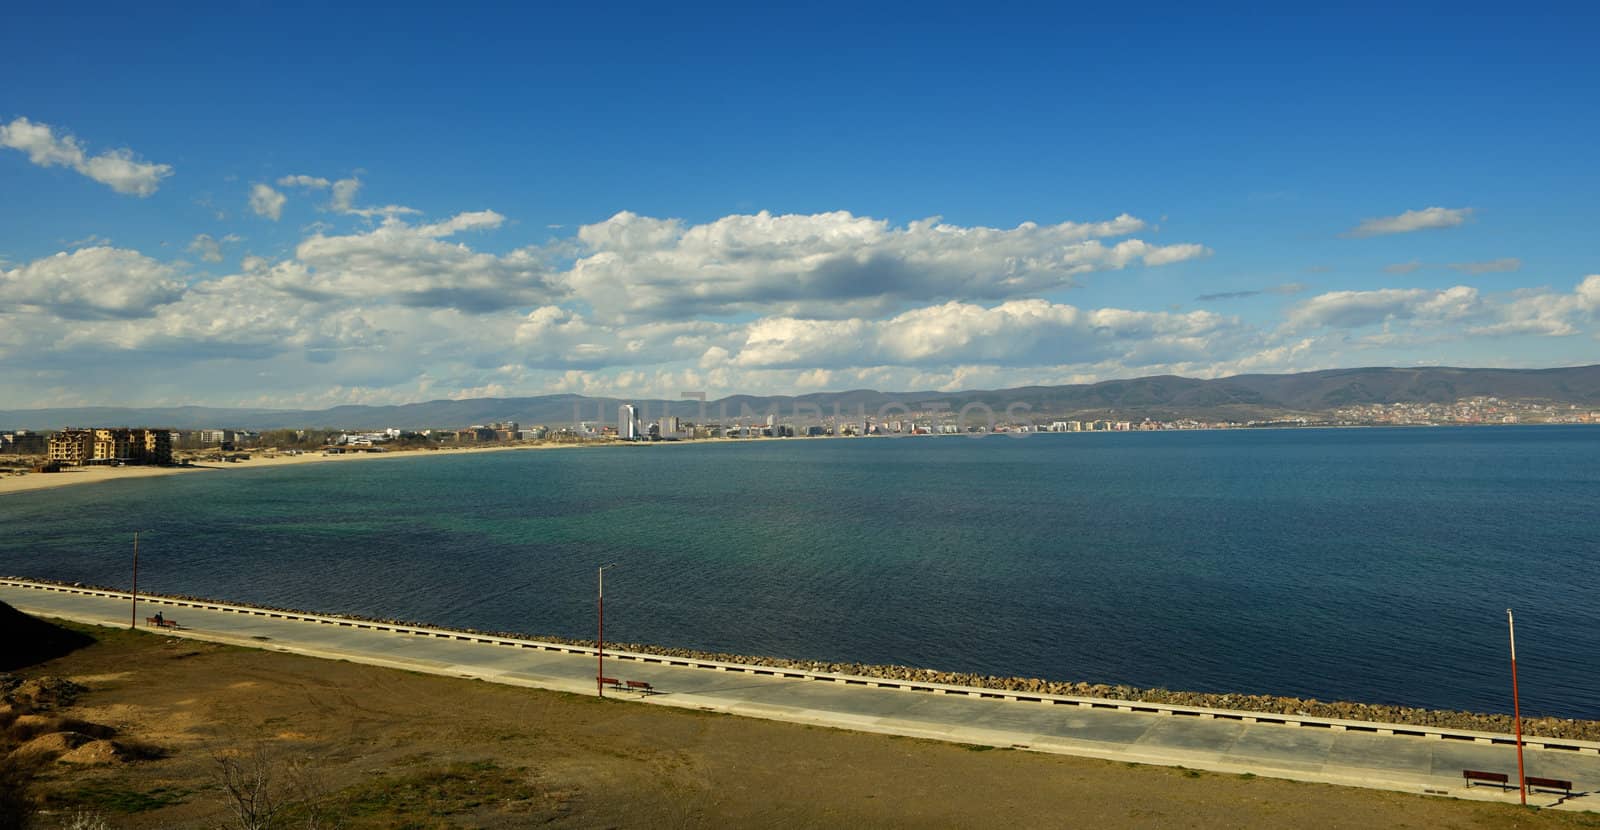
[2, 426, 1597, 718]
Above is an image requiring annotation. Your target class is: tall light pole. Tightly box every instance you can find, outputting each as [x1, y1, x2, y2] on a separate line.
[597, 563, 616, 697]
[1508, 609, 1526, 805]
[130, 531, 140, 629]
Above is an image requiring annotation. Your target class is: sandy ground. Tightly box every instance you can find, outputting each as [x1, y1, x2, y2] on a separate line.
[12, 622, 1599, 829]
[0, 442, 603, 497]
[0, 464, 200, 496]
[0, 434, 860, 498]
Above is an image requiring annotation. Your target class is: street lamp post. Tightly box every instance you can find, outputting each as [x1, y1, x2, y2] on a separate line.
[597, 563, 615, 696]
[130, 531, 140, 629]
[1508, 609, 1526, 805]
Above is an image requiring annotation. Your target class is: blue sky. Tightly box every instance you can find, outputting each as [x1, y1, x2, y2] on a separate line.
[3, 3, 1597, 407]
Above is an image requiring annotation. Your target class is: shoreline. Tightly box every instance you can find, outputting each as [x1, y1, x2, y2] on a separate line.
[0, 439, 621, 497]
[10, 575, 1598, 741]
[5, 422, 1589, 498]
[0, 431, 934, 497]
[0, 433, 887, 497]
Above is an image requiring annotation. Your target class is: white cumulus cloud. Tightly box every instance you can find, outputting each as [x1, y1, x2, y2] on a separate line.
[187, 234, 224, 263]
[186, 233, 241, 263]
[331, 177, 361, 212]
[1345, 206, 1472, 237]
[512, 307, 731, 368]
[0, 117, 172, 196]
[1284, 280, 1600, 339]
[725, 299, 1245, 370]
[250, 183, 287, 220]
[564, 210, 1209, 321]
[273, 211, 560, 311]
[1286, 286, 1479, 330]
[277, 174, 417, 217]
[0, 247, 185, 319]
[277, 174, 332, 189]
[1466, 276, 1600, 337]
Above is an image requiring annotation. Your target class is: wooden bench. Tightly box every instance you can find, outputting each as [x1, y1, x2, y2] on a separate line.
[1463, 769, 1509, 789]
[625, 680, 655, 694]
[1526, 776, 1574, 796]
[144, 616, 179, 630]
[599, 676, 622, 690]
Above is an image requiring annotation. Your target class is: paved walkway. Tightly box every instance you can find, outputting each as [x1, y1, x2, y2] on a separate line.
[5, 580, 1597, 811]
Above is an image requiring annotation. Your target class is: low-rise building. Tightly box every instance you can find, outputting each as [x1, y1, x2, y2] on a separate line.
[455, 426, 499, 442]
[0, 431, 48, 454]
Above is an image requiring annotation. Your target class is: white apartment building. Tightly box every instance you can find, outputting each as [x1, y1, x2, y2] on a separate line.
[619, 404, 638, 440]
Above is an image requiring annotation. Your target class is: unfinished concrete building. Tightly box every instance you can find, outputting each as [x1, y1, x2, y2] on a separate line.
[47, 429, 95, 466]
[48, 427, 174, 466]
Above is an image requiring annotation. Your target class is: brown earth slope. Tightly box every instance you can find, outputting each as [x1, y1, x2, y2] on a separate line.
[5, 618, 1599, 829]
[0, 601, 91, 671]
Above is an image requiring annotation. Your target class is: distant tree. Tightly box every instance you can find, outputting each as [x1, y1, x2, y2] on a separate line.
[253, 430, 340, 450]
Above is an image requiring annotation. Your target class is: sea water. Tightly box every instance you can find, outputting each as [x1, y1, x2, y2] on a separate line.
[2, 426, 1596, 718]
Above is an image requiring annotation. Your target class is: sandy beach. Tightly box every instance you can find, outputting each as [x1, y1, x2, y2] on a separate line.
[0, 442, 600, 497]
[0, 431, 990, 498]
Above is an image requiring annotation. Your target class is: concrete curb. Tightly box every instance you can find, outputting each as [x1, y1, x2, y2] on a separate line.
[8, 576, 1595, 757]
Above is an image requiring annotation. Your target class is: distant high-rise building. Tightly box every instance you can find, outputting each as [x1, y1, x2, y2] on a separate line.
[619, 404, 639, 440]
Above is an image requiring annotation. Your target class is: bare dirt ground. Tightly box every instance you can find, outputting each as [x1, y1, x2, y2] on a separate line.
[9, 621, 1600, 829]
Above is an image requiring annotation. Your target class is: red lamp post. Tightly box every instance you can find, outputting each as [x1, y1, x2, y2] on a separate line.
[1508, 609, 1526, 805]
[130, 531, 140, 629]
[597, 564, 615, 696]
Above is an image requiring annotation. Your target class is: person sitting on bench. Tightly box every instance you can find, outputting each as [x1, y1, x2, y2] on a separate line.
[153, 611, 164, 626]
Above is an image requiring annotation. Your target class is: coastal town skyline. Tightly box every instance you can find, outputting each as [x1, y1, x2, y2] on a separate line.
[4, 5, 1598, 411]
[8, 366, 1598, 476]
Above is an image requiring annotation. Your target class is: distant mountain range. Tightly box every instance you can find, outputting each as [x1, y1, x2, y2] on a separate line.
[4, 365, 1599, 431]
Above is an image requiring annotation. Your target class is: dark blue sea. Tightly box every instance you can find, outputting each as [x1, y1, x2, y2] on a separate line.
[3, 426, 1597, 718]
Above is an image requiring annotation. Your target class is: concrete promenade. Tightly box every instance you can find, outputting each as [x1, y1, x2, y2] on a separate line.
[5, 578, 1597, 811]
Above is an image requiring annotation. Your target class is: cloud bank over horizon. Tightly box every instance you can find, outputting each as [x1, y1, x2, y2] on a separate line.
[1, 186, 1595, 408]
[1, 116, 1594, 409]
